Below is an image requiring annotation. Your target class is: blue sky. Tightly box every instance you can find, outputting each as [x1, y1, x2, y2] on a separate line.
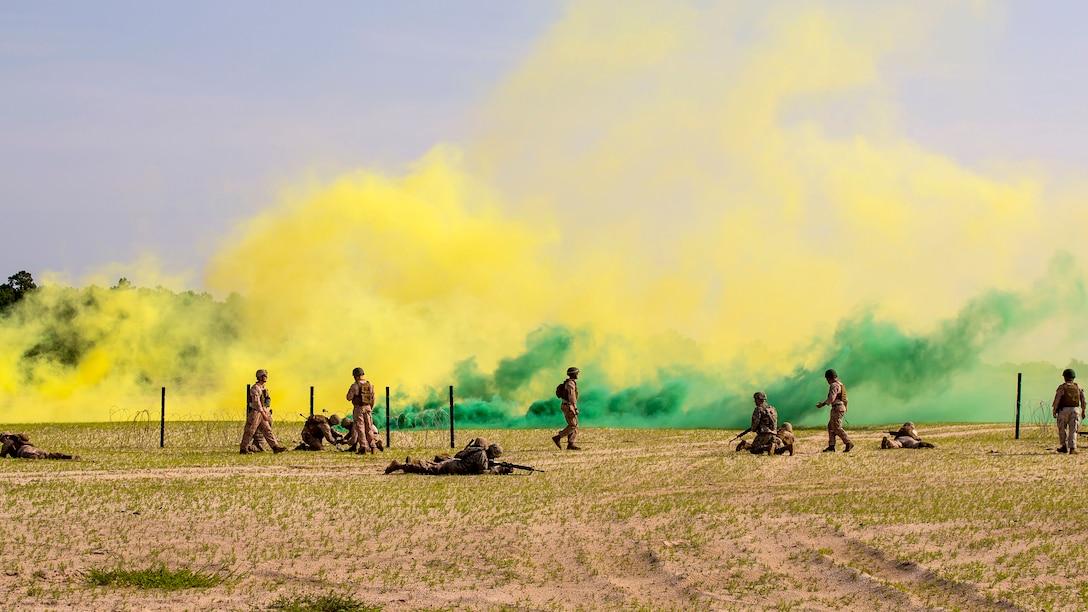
[1, 1, 1086, 284]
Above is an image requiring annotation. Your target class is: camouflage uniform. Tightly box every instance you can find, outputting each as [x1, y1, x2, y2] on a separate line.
[345, 371, 377, 454]
[818, 373, 852, 452]
[552, 367, 581, 450]
[384, 438, 507, 475]
[240, 370, 285, 454]
[1053, 376, 1086, 454]
[880, 422, 935, 449]
[295, 414, 338, 451]
[774, 423, 796, 456]
[744, 398, 782, 455]
[0, 433, 78, 460]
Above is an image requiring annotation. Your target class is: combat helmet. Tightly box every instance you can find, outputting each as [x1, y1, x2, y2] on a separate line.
[471, 437, 489, 448]
[778, 422, 793, 433]
[352, 367, 365, 378]
[486, 443, 503, 459]
[1064, 368, 1077, 380]
[566, 366, 580, 376]
[328, 414, 341, 426]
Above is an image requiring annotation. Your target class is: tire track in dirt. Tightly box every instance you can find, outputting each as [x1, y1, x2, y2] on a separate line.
[741, 517, 1026, 612]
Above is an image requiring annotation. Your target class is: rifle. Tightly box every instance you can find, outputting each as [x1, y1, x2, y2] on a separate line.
[728, 427, 752, 443]
[489, 460, 545, 473]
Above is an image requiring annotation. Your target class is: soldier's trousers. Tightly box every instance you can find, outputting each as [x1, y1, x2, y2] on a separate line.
[17, 447, 74, 459]
[347, 406, 377, 451]
[556, 403, 578, 443]
[748, 432, 782, 454]
[240, 410, 279, 451]
[1056, 407, 1080, 450]
[827, 405, 850, 446]
[398, 458, 478, 475]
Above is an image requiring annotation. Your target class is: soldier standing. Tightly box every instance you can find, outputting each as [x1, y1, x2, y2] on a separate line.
[816, 368, 854, 453]
[1053, 368, 1086, 454]
[552, 366, 581, 450]
[345, 367, 377, 454]
[240, 369, 286, 454]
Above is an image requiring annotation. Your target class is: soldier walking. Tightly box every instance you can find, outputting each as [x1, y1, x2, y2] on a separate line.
[552, 366, 581, 450]
[1053, 368, 1086, 454]
[816, 368, 854, 453]
[240, 369, 286, 454]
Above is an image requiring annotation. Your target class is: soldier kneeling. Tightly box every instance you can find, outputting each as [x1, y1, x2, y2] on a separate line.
[294, 414, 339, 451]
[774, 422, 795, 456]
[880, 422, 936, 449]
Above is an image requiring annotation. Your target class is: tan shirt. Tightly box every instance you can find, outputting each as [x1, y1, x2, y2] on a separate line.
[823, 380, 846, 408]
[347, 379, 375, 407]
[1052, 381, 1086, 411]
[562, 378, 578, 406]
[248, 382, 269, 415]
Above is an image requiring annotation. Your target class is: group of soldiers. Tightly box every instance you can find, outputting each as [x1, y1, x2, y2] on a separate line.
[734, 369, 938, 455]
[239, 367, 386, 456]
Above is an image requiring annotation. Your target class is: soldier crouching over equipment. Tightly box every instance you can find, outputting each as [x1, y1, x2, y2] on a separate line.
[1, 433, 79, 460]
[735, 392, 786, 455]
[338, 415, 384, 453]
[774, 422, 795, 456]
[294, 414, 339, 451]
[880, 422, 936, 449]
[384, 437, 511, 475]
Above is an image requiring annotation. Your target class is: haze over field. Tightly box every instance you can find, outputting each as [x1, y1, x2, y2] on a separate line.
[2, 2, 1087, 426]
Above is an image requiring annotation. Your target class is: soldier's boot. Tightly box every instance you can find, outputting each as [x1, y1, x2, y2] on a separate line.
[566, 444, 582, 451]
[881, 436, 892, 449]
[346, 444, 357, 453]
[1058, 446, 1069, 454]
[239, 446, 250, 455]
[843, 442, 855, 453]
[822, 445, 836, 453]
[917, 441, 936, 449]
[735, 440, 750, 452]
[369, 447, 376, 454]
[376, 439, 384, 451]
[272, 445, 287, 454]
[551, 435, 562, 449]
[784, 443, 794, 456]
[384, 460, 403, 474]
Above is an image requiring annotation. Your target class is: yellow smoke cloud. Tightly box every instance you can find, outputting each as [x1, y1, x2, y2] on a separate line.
[4, 1, 1087, 423]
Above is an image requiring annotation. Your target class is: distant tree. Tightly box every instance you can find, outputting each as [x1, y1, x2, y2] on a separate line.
[0, 270, 36, 310]
[112, 277, 132, 290]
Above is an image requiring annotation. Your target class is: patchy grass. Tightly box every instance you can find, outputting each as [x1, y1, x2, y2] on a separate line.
[269, 594, 382, 612]
[0, 421, 1084, 611]
[86, 565, 224, 589]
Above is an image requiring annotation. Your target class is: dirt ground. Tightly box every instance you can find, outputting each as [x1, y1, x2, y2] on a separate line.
[0, 422, 1084, 611]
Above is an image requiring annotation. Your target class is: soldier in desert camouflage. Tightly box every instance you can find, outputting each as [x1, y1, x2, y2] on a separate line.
[240, 369, 286, 454]
[1, 432, 78, 460]
[1052, 368, 1086, 454]
[774, 422, 796, 456]
[735, 392, 786, 455]
[384, 437, 510, 475]
[294, 414, 339, 451]
[880, 422, 936, 449]
[344, 367, 378, 454]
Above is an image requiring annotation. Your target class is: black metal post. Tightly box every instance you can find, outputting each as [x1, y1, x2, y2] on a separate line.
[385, 386, 391, 449]
[160, 387, 166, 448]
[310, 386, 314, 417]
[449, 385, 455, 448]
[1015, 372, 1022, 440]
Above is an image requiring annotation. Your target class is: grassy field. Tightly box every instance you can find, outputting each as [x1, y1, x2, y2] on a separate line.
[0, 420, 1083, 611]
